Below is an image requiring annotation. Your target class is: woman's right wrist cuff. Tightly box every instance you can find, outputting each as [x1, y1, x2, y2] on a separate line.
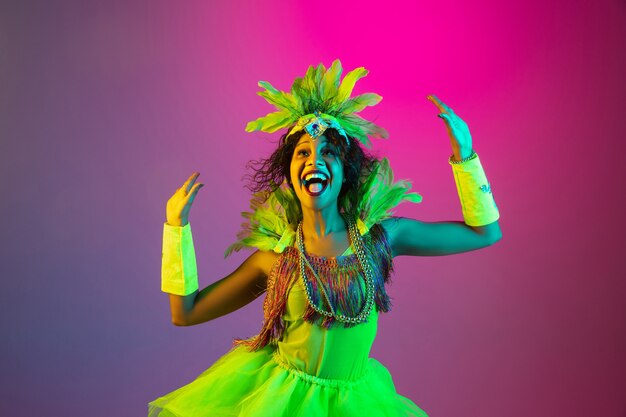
[161, 222, 199, 295]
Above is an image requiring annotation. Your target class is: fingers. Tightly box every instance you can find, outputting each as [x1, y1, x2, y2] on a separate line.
[427, 94, 455, 115]
[182, 172, 200, 194]
[438, 112, 454, 125]
[438, 112, 466, 132]
[186, 182, 204, 202]
[428, 95, 466, 130]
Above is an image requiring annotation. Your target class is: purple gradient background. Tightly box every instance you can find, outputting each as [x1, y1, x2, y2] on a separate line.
[1, 1, 625, 416]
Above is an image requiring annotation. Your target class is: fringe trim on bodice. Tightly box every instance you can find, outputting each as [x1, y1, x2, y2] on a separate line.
[234, 223, 393, 352]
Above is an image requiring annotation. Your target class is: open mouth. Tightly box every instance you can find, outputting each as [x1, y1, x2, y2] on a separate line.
[302, 171, 329, 196]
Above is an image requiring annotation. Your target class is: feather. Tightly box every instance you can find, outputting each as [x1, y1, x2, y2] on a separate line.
[314, 63, 325, 93]
[273, 185, 302, 224]
[245, 111, 295, 133]
[342, 114, 389, 140]
[301, 65, 318, 102]
[320, 59, 342, 102]
[336, 67, 368, 104]
[289, 77, 305, 110]
[246, 60, 388, 145]
[224, 186, 300, 257]
[357, 158, 422, 228]
[357, 161, 383, 214]
[338, 93, 382, 114]
[335, 114, 379, 148]
[301, 64, 328, 113]
[257, 88, 299, 115]
[258, 80, 280, 95]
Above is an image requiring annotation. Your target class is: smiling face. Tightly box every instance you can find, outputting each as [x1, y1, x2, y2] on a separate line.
[290, 133, 344, 212]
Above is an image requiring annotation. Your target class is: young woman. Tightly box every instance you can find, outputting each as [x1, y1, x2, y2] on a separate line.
[149, 60, 502, 416]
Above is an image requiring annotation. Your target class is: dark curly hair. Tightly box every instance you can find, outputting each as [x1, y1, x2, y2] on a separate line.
[246, 128, 379, 219]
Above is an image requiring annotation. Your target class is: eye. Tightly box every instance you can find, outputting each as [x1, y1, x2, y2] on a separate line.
[297, 149, 309, 157]
[322, 148, 336, 156]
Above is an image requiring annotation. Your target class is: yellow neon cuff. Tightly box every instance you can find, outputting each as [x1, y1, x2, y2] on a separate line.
[161, 222, 199, 296]
[449, 153, 500, 227]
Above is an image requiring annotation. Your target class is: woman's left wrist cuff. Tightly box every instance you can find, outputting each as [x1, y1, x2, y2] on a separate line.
[449, 152, 500, 226]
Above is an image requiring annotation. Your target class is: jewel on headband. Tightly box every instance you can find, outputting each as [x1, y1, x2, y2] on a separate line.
[305, 114, 328, 139]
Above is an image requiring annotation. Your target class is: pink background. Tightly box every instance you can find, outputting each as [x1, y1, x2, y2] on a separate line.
[1, 1, 625, 416]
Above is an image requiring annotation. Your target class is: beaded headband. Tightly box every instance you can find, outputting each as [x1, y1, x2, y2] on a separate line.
[245, 60, 388, 148]
[289, 111, 348, 144]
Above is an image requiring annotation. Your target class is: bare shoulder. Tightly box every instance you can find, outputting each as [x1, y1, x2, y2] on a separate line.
[378, 217, 404, 256]
[246, 249, 281, 279]
[379, 217, 402, 240]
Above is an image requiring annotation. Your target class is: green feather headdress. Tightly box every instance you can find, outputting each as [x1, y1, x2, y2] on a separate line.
[245, 59, 388, 148]
[226, 60, 422, 257]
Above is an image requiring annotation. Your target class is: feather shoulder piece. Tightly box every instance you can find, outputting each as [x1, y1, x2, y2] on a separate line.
[224, 185, 301, 257]
[356, 158, 423, 233]
[225, 158, 421, 255]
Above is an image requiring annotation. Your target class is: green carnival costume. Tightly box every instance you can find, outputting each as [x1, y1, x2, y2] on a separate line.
[150, 223, 428, 417]
[150, 60, 498, 416]
[150, 195, 426, 416]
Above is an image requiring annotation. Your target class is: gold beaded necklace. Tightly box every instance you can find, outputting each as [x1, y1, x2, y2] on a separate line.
[296, 217, 375, 324]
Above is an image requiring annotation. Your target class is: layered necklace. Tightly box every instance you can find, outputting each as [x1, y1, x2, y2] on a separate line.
[296, 216, 375, 324]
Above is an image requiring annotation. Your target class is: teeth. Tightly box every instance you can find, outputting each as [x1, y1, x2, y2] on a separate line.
[304, 172, 328, 181]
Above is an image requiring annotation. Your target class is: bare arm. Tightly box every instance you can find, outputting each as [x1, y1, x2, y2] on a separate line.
[381, 217, 502, 257]
[169, 249, 278, 326]
[382, 96, 501, 256]
[163, 172, 278, 326]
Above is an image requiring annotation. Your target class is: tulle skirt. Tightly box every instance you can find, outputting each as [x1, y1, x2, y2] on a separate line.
[148, 345, 428, 416]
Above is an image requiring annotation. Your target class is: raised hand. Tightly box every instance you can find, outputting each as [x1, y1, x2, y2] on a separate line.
[166, 172, 204, 227]
[427, 95, 473, 161]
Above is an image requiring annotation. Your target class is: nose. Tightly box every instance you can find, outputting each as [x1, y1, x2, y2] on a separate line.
[306, 151, 325, 167]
